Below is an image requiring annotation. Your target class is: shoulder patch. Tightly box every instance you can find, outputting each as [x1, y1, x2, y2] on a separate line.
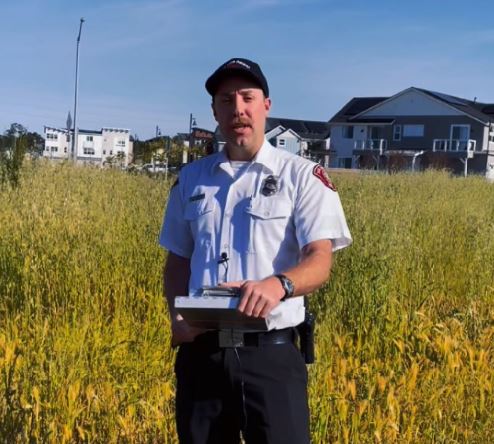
[312, 165, 336, 191]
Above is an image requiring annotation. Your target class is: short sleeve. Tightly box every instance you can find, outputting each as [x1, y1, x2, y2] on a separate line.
[158, 179, 194, 258]
[294, 165, 352, 252]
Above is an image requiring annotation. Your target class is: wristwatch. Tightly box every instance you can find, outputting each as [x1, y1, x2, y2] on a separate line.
[274, 274, 295, 301]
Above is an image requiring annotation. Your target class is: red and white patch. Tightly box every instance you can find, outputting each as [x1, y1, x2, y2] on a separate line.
[312, 165, 336, 191]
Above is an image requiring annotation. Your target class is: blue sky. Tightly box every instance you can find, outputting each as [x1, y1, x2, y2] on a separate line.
[1, 0, 494, 139]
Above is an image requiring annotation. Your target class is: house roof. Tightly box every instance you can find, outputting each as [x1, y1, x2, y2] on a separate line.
[276, 128, 302, 140]
[329, 87, 494, 125]
[266, 117, 330, 140]
[329, 97, 388, 123]
[78, 129, 103, 135]
[415, 88, 494, 124]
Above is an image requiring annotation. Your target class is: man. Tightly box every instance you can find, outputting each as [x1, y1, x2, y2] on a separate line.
[159, 58, 352, 444]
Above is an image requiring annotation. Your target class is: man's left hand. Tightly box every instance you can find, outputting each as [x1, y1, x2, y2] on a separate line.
[221, 277, 285, 318]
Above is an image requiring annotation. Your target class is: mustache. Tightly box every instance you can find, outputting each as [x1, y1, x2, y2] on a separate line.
[231, 118, 251, 127]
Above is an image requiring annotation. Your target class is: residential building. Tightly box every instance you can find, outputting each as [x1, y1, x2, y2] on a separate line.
[329, 87, 494, 177]
[191, 128, 214, 148]
[213, 117, 331, 165]
[43, 126, 133, 166]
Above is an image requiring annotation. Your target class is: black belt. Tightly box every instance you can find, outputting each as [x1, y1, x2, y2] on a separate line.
[192, 328, 297, 348]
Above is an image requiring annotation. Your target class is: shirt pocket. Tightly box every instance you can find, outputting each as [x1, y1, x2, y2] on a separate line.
[244, 197, 292, 253]
[184, 198, 215, 249]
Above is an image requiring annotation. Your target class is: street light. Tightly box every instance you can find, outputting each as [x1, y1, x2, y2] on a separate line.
[71, 18, 85, 162]
[189, 113, 197, 148]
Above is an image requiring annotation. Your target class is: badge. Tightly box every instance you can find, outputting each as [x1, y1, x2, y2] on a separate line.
[261, 175, 279, 196]
[312, 165, 336, 191]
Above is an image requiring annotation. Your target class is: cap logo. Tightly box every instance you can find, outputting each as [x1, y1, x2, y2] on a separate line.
[227, 59, 251, 70]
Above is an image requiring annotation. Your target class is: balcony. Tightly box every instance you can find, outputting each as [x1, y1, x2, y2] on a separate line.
[353, 139, 388, 155]
[432, 139, 478, 158]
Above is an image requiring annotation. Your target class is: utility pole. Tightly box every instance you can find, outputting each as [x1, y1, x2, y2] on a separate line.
[71, 18, 85, 162]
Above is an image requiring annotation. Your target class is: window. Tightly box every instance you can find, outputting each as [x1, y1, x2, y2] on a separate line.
[393, 125, 402, 141]
[116, 140, 126, 147]
[117, 150, 125, 156]
[342, 126, 354, 139]
[51, 146, 58, 152]
[83, 147, 95, 155]
[110, 150, 113, 155]
[103, 150, 106, 155]
[46, 133, 58, 140]
[64, 147, 67, 153]
[403, 125, 424, 137]
[278, 138, 286, 147]
[86, 136, 93, 142]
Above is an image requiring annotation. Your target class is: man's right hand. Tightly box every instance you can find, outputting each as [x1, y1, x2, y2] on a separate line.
[171, 316, 206, 347]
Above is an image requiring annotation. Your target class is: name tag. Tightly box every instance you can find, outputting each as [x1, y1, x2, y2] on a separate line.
[189, 193, 205, 202]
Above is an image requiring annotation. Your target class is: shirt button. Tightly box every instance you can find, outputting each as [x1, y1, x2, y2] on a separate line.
[265, 211, 270, 217]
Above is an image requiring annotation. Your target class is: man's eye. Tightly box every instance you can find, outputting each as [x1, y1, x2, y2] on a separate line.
[244, 96, 253, 102]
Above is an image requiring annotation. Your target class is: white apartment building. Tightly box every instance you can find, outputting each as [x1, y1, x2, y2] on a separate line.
[43, 126, 133, 166]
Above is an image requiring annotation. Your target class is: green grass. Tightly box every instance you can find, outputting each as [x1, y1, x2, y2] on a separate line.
[1, 162, 493, 442]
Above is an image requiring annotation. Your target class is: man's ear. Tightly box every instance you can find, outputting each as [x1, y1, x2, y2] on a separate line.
[264, 97, 272, 113]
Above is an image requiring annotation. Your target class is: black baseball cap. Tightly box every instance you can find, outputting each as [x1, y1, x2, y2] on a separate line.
[205, 58, 269, 98]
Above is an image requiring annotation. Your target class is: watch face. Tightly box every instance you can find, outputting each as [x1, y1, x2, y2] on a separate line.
[279, 275, 294, 297]
[285, 278, 294, 296]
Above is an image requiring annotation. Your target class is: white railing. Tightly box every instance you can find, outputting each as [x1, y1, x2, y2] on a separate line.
[354, 139, 388, 154]
[432, 139, 477, 153]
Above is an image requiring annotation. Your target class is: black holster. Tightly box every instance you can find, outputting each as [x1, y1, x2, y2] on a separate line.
[296, 309, 315, 364]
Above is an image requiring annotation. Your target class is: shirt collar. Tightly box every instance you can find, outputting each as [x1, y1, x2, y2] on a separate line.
[210, 139, 276, 174]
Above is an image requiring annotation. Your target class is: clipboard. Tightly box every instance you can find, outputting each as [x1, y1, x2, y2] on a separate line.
[174, 286, 268, 331]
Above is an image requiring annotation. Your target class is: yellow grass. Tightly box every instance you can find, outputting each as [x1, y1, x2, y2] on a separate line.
[1, 161, 493, 442]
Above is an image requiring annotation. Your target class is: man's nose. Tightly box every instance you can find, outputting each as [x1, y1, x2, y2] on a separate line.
[233, 95, 245, 116]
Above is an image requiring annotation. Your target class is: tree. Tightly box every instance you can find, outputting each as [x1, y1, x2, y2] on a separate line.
[0, 128, 27, 187]
[5, 122, 27, 137]
[1, 123, 44, 156]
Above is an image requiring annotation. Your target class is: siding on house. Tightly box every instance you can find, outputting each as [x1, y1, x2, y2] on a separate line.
[373, 116, 486, 151]
[273, 129, 300, 155]
[329, 125, 366, 168]
[360, 90, 464, 117]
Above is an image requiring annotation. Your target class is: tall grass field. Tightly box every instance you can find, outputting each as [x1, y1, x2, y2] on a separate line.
[0, 162, 493, 443]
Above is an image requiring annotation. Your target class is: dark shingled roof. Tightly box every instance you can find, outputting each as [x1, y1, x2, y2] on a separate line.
[78, 128, 102, 135]
[329, 88, 494, 125]
[415, 88, 494, 124]
[329, 97, 388, 123]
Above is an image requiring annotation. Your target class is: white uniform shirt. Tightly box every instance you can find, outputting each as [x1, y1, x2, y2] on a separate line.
[159, 140, 352, 330]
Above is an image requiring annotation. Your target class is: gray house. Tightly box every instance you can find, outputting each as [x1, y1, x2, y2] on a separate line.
[214, 117, 331, 165]
[329, 87, 494, 177]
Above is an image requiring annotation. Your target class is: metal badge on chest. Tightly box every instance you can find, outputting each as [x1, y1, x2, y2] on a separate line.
[261, 175, 280, 196]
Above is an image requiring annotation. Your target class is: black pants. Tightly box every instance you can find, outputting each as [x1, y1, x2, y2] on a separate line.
[174, 332, 310, 444]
